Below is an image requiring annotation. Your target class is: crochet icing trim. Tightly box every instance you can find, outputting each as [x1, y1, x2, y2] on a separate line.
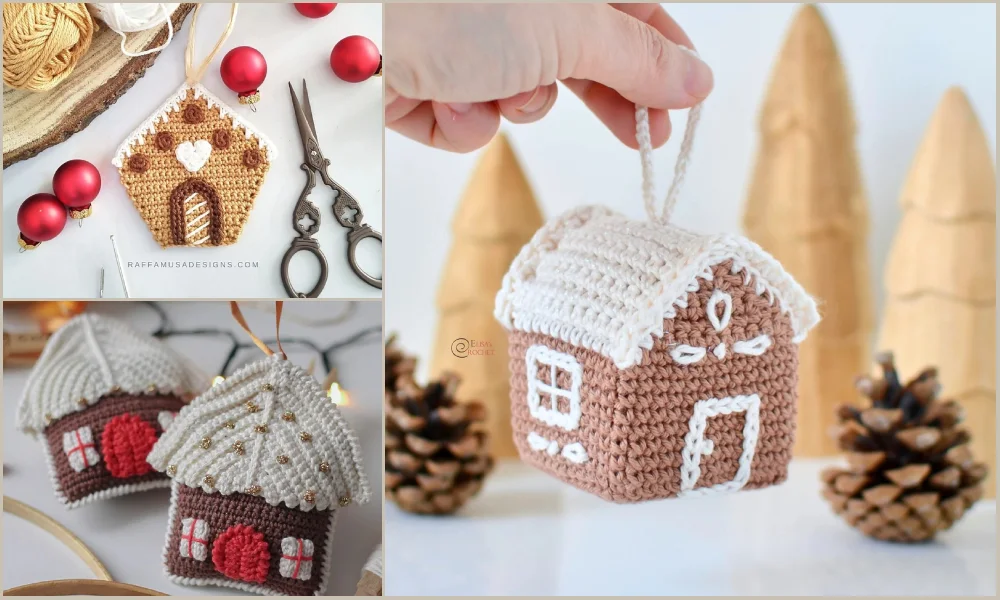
[112, 82, 278, 168]
[17, 314, 197, 433]
[495, 206, 820, 370]
[147, 354, 371, 511]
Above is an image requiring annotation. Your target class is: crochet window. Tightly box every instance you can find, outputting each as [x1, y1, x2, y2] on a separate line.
[525, 345, 583, 431]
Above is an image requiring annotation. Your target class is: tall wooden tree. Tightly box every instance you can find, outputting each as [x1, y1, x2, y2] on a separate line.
[430, 133, 544, 459]
[878, 88, 996, 496]
[743, 5, 873, 456]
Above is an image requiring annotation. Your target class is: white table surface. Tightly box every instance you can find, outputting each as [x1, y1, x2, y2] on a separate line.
[2, 301, 383, 595]
[386, 460, 997, 596]
[2, 3, 382, 299]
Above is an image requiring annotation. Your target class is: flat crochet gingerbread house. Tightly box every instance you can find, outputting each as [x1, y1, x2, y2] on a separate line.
[112, 83, 277, 248]
[16, 314, 196, 508]
[147, 354, 371, 596]
[495, 206, 821, 502]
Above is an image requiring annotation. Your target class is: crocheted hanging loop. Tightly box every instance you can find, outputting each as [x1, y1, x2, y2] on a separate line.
[636, 46, 704, 225]
[230, 301, 286, 359]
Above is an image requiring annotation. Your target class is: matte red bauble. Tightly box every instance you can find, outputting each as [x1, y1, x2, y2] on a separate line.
[294, 3, 336, 18]
[52, 159, 102, 219]
[220, 46, 268, 107]
[17, 193, 68, 250]
[330, 35, 381, 83]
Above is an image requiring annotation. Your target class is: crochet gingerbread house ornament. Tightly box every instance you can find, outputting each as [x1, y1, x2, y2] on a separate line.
[16, 314, 196, 508]
[495, 205, 821, 502]
[147, 354, 371, 596]
[111, 82, 277, 248]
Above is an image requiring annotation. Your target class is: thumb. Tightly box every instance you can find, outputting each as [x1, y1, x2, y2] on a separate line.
[561, 4, 713, 109]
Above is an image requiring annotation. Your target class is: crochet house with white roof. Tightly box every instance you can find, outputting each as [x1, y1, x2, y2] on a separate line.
[495, 206, 820, 502]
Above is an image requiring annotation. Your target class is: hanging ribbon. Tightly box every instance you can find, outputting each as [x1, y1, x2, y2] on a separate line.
[184, 3, 238, 86]
[635, 45, 704, 224]
[229, 301, 286, 359]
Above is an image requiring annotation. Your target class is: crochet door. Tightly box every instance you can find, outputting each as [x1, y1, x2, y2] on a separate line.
[112, 84, 276, 248]
[495, 207, 820, 503]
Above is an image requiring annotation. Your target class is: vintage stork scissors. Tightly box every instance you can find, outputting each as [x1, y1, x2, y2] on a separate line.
[282, 80, 383, 297]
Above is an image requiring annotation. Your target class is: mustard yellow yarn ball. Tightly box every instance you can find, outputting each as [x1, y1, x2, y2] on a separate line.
[2, 2, 94, 92]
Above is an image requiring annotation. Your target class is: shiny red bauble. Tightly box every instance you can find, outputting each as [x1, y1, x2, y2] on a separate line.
[330, 35, 381, 83]
[220, 46, 268, 107]
[17, 193, 68, 250]
[294, 3, 336, 18]
[52, 159, 101, 219]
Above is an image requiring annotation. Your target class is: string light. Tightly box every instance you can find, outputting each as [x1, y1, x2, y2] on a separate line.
[328, 382, 350, 406]
[211, 375, 226, 386]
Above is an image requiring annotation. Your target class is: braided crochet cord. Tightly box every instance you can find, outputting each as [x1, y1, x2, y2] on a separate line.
[508, 261, 798, 502]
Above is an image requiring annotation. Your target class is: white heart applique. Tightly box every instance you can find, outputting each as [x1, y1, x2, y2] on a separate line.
[175, 140, 213, 172]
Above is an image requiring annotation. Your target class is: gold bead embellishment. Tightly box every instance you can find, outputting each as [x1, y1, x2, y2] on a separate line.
[338, 496, 351, 507]
[232, 440, 245, 455]
[299, 432, 312, 442]
[261, 383, 274, 392]
[245, 485, 262, 495]
[44, 413, 54, 424]
[203, 475, 215, 487]
[223, 420, 236, 429]
[147, 384, 157, 393]
[77, 398, 88, 407]
[110, 386, 122, 393]
[281, 411, 296, 422]
[254, 424, 268, 434]
[318, 461, 330, 473]
[303, 490, 316, 504]
[276, 455, 289, 464]
[200, 437, 212, 449]
[167, 465, 178, 475]
[245, 401, 260, 413]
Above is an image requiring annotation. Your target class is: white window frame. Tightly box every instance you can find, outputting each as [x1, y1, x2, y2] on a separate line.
[525, 344, 583, 431]
[679, 394, 761, 496]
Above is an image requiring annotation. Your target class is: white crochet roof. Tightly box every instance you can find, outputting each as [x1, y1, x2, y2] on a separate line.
[111, 82, 278, 168]
[17, 314, 197, 432]
[147, 354, 371, 512]
[495, 206, 821, 369]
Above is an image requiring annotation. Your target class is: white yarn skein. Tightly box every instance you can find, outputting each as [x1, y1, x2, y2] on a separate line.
[87, 4, 179, 57]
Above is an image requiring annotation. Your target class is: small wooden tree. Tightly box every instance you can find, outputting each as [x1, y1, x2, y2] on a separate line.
[430, 133, 544, 459]
[743, 5, 873, 456]
[878, 87, 996, 496]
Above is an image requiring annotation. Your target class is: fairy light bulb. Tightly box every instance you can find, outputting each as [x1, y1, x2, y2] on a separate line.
[328, 382, 349, 406]
[211, 375, 226, 387]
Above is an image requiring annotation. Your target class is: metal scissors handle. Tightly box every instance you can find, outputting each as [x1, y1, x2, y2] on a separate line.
[281, 163, 329, 298]
[285, 80, 382, 293]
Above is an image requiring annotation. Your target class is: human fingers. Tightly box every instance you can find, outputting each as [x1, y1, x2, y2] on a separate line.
[562, 79, 671, 149]
[562, 4, 712, 109]
[388, 100, 501, 153]
[496, 84, 559, 124]
[611, 3, 694, 49]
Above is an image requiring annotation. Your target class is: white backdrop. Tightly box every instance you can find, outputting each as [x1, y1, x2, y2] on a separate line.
[2, 301, 383, 595]
[384, 2, 997, 366]
[3, 3, 382, 299]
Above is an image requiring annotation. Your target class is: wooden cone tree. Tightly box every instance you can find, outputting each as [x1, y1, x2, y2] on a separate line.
[743, 5, 873, 456]
[878, 87, 996, 497]
[430, 133, 544, 459]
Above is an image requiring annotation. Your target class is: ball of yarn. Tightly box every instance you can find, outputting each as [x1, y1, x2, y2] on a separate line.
[2, 3, 94, 92]
[87, 3, 177, 33]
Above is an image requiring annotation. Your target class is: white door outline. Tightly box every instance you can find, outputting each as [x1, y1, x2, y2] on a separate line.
[679, 394, 761, 496]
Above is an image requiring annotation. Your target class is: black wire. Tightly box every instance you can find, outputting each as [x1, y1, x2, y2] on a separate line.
[144, 301, 380, 378]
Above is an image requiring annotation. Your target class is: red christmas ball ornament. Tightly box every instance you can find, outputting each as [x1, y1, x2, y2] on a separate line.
[294, 3, 336, 18]
[17, 193, 68, 250]
[220, 46, 267, 108]
[330, 35, 381, 83]
[52, 159, 102, 220]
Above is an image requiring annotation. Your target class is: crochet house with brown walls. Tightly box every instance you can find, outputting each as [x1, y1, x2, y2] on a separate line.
[111, 83, 277, 248]
[495, 206, 820, 503]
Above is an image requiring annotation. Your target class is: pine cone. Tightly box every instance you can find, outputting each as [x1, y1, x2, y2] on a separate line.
[385, 372, 494, 515]
[385, 333, 417, 398]
[821, 352, 988, 542]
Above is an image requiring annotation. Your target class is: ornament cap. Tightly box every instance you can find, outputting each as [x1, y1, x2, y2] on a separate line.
[17, 234, 40, 251]
[68, 206, 93, 220]
[238, 90, 261, 105]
